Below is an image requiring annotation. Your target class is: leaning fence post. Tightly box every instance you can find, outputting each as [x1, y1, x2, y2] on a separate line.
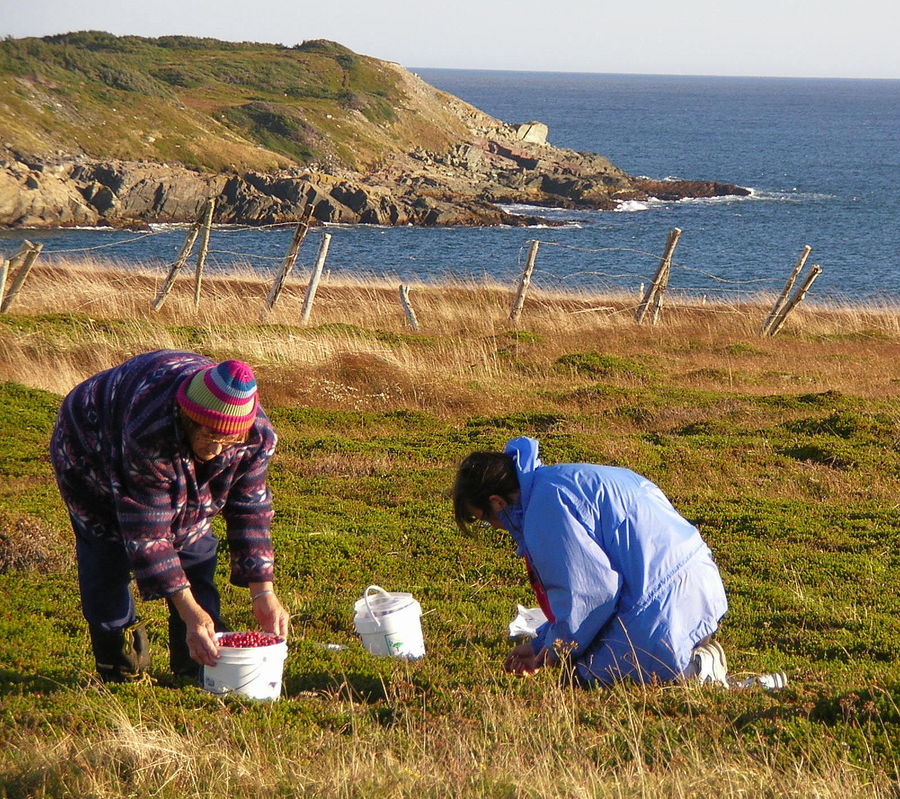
[151, 222, 201, 311]
[193, 198, 215, 311]
[648, 259, 672, 325]
[5, 240, 33, 273]
[1, 240, 38, 311]
[510, 240, 540, 324]
[635, 228, 681, 325]
[398, 284, 420, 331]
[0, 241, 43, 313]
[760, 245, 812, 336]
[260, 210, 313, 321]
[0, 259, 8, 309]
[766, 265, 822, 337]
[300, 232, 332, 325]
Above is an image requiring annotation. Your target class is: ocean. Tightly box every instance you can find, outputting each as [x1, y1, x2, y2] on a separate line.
[2, 71, 898, 303]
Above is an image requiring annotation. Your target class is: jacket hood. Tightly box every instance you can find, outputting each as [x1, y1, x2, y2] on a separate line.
[504, 436, 543, 506]
[499, 437, 543, 551]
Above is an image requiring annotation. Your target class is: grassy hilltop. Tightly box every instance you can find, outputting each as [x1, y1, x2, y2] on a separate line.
[0, 31, 466, 172]
[0, 262, 898, 796]
[1, 33, 742, 229]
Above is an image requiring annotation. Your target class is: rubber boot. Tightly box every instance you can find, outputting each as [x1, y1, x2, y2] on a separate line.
[89, 622, 151, 683]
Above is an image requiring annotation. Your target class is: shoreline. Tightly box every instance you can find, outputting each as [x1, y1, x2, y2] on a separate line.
[3, 219, 897, 309]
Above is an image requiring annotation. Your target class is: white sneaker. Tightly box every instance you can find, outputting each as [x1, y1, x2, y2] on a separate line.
[736, 671, 788, 690]
[688, 639, 730, 688]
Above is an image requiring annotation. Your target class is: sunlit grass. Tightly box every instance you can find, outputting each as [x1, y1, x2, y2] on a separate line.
[0, 258, 898, 798]
[1, 258, 898, 409]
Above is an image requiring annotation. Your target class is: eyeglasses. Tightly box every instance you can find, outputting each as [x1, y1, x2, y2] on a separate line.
[194, 428, 246, 447]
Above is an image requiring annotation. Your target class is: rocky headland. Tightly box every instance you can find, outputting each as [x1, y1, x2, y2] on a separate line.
[0, 34, 748, 229]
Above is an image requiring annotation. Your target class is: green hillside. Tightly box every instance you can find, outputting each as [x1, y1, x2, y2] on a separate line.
[0, 32, 466, 171]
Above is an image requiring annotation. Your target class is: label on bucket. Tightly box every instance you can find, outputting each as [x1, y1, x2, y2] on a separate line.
[384, 631, 425, 660]
[358, 629, 425, 660]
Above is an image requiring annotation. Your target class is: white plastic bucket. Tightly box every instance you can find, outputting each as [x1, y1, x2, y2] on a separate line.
[201, 633, 287, 700]
[353, 585, 425, 660]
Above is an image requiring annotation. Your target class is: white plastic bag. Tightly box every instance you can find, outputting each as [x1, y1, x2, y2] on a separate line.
[508, 605, 548, 639]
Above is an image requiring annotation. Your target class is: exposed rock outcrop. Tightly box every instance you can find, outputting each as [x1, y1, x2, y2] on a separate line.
[515, 122, 549, 144]
[0, 58, 748, 230]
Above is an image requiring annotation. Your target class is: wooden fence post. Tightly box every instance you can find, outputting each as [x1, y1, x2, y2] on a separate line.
[260, 210, 313, 321]
[0, 241, 43, 313]
[300, 232, 332, 325]
[635, 228, 681, 325]
[5, 240, 33, 272]
[760, 245, 812, 336]
[1, 241, 37, 312]
[509, 240, 540, 324]
[399, 284, 420, 331]
[0, 259, 8, 310]
[150, 222, 201, 311]
[766, 265, 822, 337]
[193, 198, 215, 311]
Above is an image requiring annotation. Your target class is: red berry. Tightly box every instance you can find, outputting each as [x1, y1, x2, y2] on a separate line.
[218, 631, 282, 648]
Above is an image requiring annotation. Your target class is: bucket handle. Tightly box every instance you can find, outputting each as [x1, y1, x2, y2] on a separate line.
[364, 585, 391, 627]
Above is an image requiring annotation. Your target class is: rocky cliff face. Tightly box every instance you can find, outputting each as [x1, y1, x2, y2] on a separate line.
[0, 136, 747, 230]
[0, 52, 748, 229]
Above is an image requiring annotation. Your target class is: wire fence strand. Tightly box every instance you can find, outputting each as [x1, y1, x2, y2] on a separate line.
[520, 239, 785, 292]
[4, 224, 804, 304]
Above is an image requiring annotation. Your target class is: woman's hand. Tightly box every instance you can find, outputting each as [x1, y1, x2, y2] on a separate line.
[250, 583, 290, 640]
[504, 641, 549, 676]
[169, 588, 220, 666]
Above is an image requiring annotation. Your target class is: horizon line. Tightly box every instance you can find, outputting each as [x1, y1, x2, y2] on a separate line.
[3, 30, 897, 82]
[409, 65, 900, 83]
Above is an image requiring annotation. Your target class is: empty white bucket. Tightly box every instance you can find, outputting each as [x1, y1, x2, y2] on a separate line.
[353, 585, 425, 660]
[201, 633, 287, 700]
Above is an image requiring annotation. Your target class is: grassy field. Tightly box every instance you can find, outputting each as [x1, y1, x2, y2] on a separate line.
[0, 260, 898, 797]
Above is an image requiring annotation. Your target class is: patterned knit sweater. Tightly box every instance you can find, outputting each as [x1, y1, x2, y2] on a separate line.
[50, 350, 277, 600]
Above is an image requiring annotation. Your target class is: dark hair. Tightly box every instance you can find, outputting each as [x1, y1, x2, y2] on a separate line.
[452, 451, 519, 534]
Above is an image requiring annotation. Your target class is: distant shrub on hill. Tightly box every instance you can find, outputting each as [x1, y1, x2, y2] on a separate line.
[294, 39, 358, 57]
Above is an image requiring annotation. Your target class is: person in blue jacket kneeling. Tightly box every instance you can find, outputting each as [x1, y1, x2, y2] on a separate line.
[453, 436, 730, 686]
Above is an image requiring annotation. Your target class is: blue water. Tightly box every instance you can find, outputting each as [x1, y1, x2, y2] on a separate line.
[2, 71, 898, 302]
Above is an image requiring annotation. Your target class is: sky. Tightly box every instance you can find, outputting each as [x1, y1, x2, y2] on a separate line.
[1, 0, 898, 80]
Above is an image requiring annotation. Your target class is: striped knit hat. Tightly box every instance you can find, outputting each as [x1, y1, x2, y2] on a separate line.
[176, 360, 258, 434]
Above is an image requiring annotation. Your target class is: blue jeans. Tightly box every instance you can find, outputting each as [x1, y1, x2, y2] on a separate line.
[75, 529, 224, 674]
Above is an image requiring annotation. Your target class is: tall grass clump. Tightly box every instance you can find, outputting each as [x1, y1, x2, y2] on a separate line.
[2, 674, 897, 798]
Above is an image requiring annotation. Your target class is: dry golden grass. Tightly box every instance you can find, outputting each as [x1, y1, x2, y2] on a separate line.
[4, 677, 895, 799]
[0, 258, 898, 416]
[0, 512, 69, 573]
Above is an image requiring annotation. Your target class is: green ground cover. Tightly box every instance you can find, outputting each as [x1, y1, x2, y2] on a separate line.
[0, 344, 898, 796]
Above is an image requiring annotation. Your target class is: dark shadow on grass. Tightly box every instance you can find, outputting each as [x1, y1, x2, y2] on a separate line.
[0, 668, 82, 694]
[281, 670, 436, 707]
[282, 670, 389, 701]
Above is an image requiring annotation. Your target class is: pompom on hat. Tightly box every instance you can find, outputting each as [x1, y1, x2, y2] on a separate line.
[176, 360, 258, 435]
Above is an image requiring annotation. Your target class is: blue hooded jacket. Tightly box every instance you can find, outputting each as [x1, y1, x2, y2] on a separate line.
[499, 437, 727, 684]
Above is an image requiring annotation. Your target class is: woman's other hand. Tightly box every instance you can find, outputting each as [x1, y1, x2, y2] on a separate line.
[504, 641, 548, 676]
[250, 584, 290, 640]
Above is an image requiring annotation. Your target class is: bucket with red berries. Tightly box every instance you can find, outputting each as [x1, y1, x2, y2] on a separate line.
[201, 631, 287, 700]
